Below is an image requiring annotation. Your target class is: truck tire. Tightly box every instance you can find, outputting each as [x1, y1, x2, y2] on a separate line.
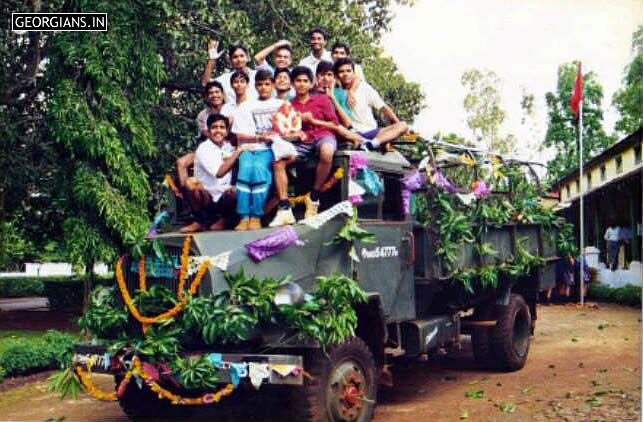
[471, 303, 495, 367]
[115, 375, 194, 421]
[293, 337, 377, 422]
[490, 293, 531, 371]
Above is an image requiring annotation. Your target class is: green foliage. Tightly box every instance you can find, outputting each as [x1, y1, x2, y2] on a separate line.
[433, 193, 475, 270]
[588, 284, 642, 307]
[78, 286, 129, 340]
[134, 323, 183, 363]
[612, 25, 643, 135]
[280, 274, 367, 345]
[48, 367, 83, 400]
[544, 62, 615, 183]
[0, 330, 77, 377]
[170, 356, 219, 390]
[328, 208, 377, 245]
[0, 221, 29, 271]
[133, 285, 178, 317]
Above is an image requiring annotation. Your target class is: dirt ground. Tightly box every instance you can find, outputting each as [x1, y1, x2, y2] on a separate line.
[0, 303, 640, 422]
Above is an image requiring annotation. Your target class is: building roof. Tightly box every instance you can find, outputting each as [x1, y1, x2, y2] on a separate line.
[552, 127, 642, 189]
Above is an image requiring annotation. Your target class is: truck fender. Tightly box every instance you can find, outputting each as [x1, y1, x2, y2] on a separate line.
[354, 293, 387, 368]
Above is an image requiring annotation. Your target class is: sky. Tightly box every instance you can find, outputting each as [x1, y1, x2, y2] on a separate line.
[381, 0, 642, 162]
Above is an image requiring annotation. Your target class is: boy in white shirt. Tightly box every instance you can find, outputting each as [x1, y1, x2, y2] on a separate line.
[333, 57, 408, 150]
[180, 114, 250, 233]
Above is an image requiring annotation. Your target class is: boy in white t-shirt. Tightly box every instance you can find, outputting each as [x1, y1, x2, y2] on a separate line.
[231, 69, 289, 231]
[180, 114, 250, 233]
[333, 57, 408, 150]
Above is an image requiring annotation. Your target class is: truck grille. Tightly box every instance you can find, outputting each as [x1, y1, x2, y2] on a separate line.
[116, 246, 195, 307]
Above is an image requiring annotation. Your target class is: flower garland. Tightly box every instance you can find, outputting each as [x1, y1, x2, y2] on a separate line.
[75, 357, 235, 406]
[138, 256, 147, 291]
[115, 236, 210, 325]
[131, 358, 235, 405]
[75, 365, 119, 401]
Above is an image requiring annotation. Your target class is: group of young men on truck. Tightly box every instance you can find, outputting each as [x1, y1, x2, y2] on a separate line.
[173, 28, 409, 233]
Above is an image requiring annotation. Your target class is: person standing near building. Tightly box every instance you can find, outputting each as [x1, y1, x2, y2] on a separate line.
[604, 223, 620, 271]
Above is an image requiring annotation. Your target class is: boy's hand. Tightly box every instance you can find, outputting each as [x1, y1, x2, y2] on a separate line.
[208, 40, 222, 60]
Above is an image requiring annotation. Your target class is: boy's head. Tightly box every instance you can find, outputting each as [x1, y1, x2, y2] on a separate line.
[291, 66, 314, 96]
[274, 67, 292, 92]
[333, 57, 355, 87]
[274, 45, 292, 69]
[203, 81, 225, 107]
[206, 113, 230, 144]
[230, 71, 249, 96]
[308, 27, 328, 53]
[255, 69, 275, 100]
[315, 60, 335, 90]
[331, 42, 350, 61]
[228, 45, 249, 69]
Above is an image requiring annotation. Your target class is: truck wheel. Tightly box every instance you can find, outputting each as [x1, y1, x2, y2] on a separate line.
[471, 304, 495, 367]
[115, 375, 194, 421]
[490, 293, 531, 371]
[294, 337, 377, 422]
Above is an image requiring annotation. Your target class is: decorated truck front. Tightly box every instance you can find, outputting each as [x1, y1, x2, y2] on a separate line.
[53, 142, 575, 422]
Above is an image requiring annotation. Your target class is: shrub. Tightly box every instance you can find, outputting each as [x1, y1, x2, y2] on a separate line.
[0, 276, 115, 310]
[588, 284, 642, 307]
[0, 330, 78, 377]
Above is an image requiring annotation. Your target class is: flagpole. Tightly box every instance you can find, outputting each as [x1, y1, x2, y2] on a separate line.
[578, 76, 584, 306]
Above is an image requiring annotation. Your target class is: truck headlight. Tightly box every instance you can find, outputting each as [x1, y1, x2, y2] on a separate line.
[274, 282, 305, 306]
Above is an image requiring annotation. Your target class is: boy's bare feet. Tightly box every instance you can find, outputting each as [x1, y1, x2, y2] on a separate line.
[179, 221, 205, 233]
[209, 219, 226, 231]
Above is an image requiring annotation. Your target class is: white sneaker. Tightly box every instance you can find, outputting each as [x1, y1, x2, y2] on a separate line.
[269, 208, 296, 227]
[304, 195, 320, 219]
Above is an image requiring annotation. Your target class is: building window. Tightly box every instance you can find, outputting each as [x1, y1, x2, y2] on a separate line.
[566, 184, 570, 198]
[575, 179, 580, 193]
[600, 165, 606, 181]
[616, 155, 623, 174]
[586, 173, 592, 189]
[636, 143, 642, 164]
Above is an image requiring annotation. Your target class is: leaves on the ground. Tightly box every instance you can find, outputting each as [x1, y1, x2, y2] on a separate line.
[465, 389, 484, 399]
[565, 391, 576, 399]
[597, 323, 609, 330]
[548, 364, 556, 369]
[499, 402, 516, 413]
[459, 409, 469, 420]
[571, 337, 579, 342]
[578, 362, 584, 368]
[520, 387, 533, 395]
[585, 397, 601, 407]
[591, 380, 602, 386]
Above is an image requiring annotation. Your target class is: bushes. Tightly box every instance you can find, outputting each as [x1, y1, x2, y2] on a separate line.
[0, 330, 78, 378]
[0, 276, 114, 309]
[588, 284, 642, 307]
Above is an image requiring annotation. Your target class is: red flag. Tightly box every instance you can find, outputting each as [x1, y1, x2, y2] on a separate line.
[570, 62, 583, 117]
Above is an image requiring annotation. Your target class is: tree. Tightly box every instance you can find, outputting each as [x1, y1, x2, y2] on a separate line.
[612, 25, 642, 135]
[461, 69, 511, 153]
[543, 62, 614, 183]
[1, 0, 425, 279]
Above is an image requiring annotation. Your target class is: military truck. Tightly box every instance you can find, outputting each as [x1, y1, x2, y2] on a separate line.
[72, 148, 559, 422]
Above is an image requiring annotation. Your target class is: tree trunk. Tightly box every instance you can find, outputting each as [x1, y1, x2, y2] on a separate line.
[82, 260, 95, 314]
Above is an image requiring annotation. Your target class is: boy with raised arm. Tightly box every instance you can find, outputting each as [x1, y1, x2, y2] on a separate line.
[254, 39, 293, 71]
[201, 40, 257, 104]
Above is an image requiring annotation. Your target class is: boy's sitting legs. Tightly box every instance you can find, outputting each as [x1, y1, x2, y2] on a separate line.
[180, 178, 237, 232]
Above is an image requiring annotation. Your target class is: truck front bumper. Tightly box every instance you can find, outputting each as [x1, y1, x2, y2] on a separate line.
[72, 345, 305, 387]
